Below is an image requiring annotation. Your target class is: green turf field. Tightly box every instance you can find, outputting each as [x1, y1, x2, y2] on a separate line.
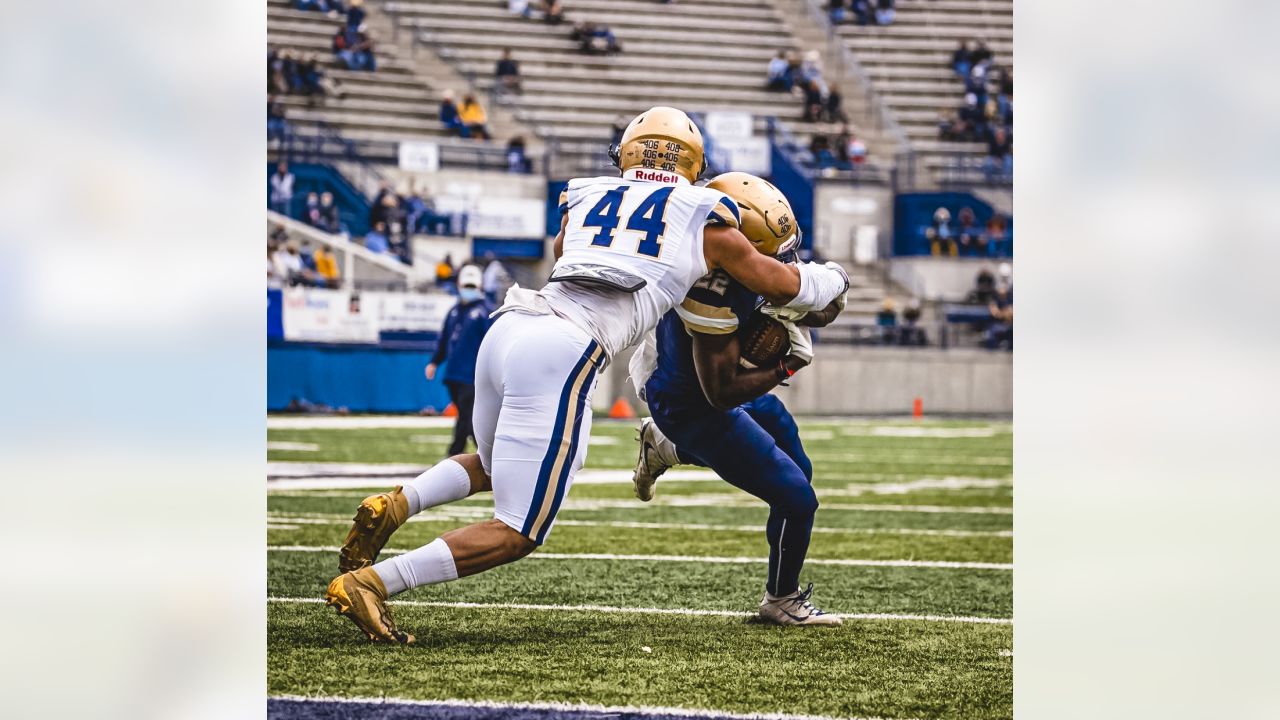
[268, 417, 1013, 720]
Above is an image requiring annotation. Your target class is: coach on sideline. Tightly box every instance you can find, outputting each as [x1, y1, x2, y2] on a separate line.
[425, 264, 492, 456]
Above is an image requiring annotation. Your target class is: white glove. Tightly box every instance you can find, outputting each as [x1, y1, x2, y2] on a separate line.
[760, 304, 808, 322]
[783, 320, 814, 366]
[786, 261, 851, 313]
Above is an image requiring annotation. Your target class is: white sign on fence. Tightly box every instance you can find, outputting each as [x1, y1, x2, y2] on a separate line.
[281, 287, 380, 343]
[703, 111, 754, 141]
[398, 141, 440, 173]
[467, 197, 546, 238]
[710, 137, 772, 176]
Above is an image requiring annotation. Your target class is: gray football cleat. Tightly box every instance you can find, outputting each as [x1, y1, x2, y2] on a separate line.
[758, 584, 843, 627]
[632, 417, 680, 502]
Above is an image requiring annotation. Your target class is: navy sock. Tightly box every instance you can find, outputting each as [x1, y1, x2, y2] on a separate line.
[765, 507, 815, 597]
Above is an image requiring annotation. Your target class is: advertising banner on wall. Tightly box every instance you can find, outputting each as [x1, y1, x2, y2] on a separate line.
[280, 287, 380, 343]
[710, 137, 772, 176]
[467, 197, 546, 239]
[398, 141, 440, 173]
[279, 288, 457, 343]
[365, 291, 456, 332]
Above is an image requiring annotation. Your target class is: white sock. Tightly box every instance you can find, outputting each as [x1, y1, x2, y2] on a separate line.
[372, 538, 458, 596]
[401, 459, 472, 515]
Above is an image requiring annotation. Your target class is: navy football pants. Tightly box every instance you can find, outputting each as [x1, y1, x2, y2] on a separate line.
[654, 393, 817, 597]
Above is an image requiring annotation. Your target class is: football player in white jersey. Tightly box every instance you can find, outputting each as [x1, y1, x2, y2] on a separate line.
[323, 107, 851, 643]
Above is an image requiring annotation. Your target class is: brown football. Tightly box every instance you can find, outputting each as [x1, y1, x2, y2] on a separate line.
[739, 312, 790, 368]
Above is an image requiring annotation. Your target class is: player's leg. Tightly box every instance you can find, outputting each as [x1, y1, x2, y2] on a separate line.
[328, 315, 604, 643]
[740, 394, 813, 483]
[337, 355, 497, 574]
[664, 409, 839, 625]
[444, 380, 469, 456]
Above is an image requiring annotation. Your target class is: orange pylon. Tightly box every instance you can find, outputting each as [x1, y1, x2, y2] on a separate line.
[608, 396, 637, 419]
[443, 403, 458, 417]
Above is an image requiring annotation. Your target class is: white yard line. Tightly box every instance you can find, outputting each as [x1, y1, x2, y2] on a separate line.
[269, 692, 922, 720]
[807, 453, 1012, 466]
[266, 441, 320, 452]
[267, 545, 1011, 570]
[825, 477, 1011, 496]
[266, 513, 1013, 538]
[268, 416, 458, 429]
[842, 426, 1002, 438]
[270, 596, 1011, 626]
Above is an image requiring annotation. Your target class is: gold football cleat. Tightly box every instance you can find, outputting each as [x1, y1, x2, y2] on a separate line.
[338, 487, 409, 572]
[324, 567, 415, 644]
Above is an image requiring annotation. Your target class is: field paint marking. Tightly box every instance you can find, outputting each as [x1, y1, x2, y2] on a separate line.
[269, 693, 921, 720]
[266, 513, 1013, 538]
[268, 416, 458, 429]
[826, 476, 1011, 496]
[551, 496, 1013, 515]
[266, 441, 320, 452]
[999, 649, 1013, 657]
[807, 452, 1011, 466]
[267, 545, 1011, 570]
[270, 596, 1011, 626]
[840, 426, 1001, 438]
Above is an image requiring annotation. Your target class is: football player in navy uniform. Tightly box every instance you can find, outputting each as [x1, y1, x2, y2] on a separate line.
[630, 172, 844, 626]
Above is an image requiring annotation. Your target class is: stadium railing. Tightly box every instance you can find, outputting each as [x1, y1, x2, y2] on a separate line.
[269, 210, 424, 291]
[278, 119, 527, 175]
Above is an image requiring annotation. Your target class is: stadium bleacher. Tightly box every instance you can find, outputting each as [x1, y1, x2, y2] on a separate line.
[825, 0, 1013, 184]
[381, 0, 894, 178]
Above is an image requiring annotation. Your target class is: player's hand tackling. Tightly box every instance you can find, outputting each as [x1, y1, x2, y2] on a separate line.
[781, 321, 814, 371]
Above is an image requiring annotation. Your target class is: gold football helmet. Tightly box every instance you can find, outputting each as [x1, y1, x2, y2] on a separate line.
[706, 172, 800, 257]
[609, 106, 707, 183]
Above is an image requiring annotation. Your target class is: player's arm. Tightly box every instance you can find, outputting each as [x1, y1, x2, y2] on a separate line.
[704, 226, 849, 312]
[690, 332, 804, 412]
[553, 189, 569, 260]
[796, 298, 843, 327]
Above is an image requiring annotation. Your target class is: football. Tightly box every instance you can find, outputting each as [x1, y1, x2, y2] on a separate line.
[739, 311, 790, 368]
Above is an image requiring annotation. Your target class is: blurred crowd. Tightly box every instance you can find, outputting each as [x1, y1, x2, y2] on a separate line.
[938, 40, 1013, 181]
[924, 206, 1010, 257]
[268, 224, 341, 289]
[828, 0, 897, 26]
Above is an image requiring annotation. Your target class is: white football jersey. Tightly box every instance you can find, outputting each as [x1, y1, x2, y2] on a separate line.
[539, 174, 742, 360]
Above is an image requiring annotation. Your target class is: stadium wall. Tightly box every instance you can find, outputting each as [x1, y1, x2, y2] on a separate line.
[600, 346, 1012, 417]
[890, 257, 1013, 301]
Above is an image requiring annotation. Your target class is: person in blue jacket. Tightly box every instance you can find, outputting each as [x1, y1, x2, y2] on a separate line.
[425, 264, 492, 456]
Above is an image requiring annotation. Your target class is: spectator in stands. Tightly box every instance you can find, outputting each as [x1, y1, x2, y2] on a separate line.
[828, 0, 847, 24]
[363, 221, 390, 254]
[313, 244, 340, 287]
[268, 98, 289, 144]
[506, 136, 532, 174]
[800, 50, 824, 86]
[268, 162, 293, 215]
[984, 285, 1013, 350]
[297, 240, 323, 286]
[802, 79, 825, 123]
[874, 0, 895, 25]
[574, 22, 622, 55]
[318, 191, 342, 234]
[508, 0, 532, 18]
[389, 229, 412, 266]
[542, 0, 565, 25]
[435, 254, 456, 290]
[876, 298, 898, 327]
[808, 134, 836, 170]
[766, 51, 790, 92]
[426, 264, 493, 456]
[972, 40, 993, 66]
[333, 23, 375, 71]
[835, 126, 868, 167]
[951, 40, 972, 79]
[268, 242, 284, 289]
[956, 206, 986, 256]
[985, 214, 1009, 255]
[610, 116, 629, 144]
[958, 93, 983, 140]
[825, 88, 848, 124]
[900, 299, 927, 346]
[482, 253, 513, 305]
[296, 0, 344, 15]
[495, 48, 522, 95]
[273, 239, 305, 285]
[439, 90, 467, 138]
[301, 192, 324, 228]
[345, 0, 365, 29]
[985, 126, 1012, 180]
[459, 94, 491, 140]
[969, 267, 996, 305]
[926, 207, 957, 256]
[850, 0, 873, 26]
